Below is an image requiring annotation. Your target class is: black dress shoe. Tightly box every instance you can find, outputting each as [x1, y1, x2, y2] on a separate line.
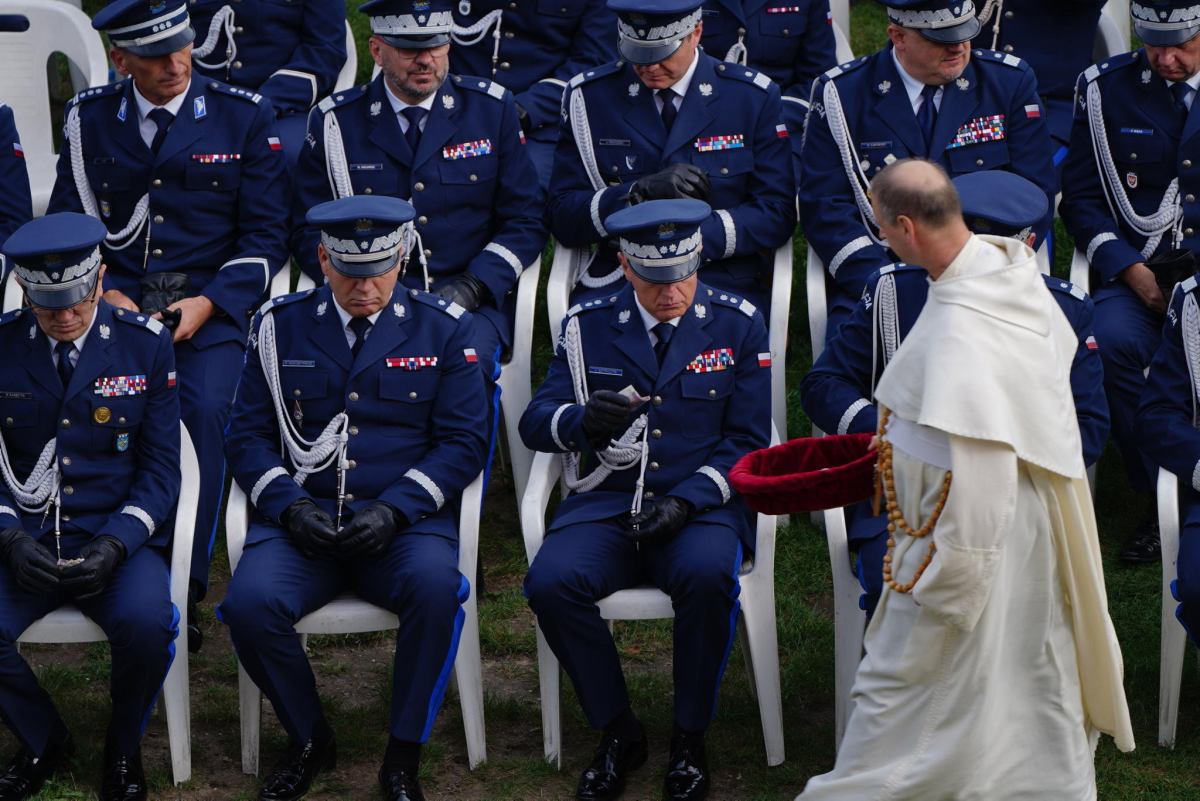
[0, 734, 72, 801]
[378, 766, 425, 801]
[187, 583, 203, 654]
[576, 727, 647, 801]
[663, 732, 709, 801]
[100, 747, 146, 801]
[1120, 516, 1162, 564]
[258, 731, 337, 801]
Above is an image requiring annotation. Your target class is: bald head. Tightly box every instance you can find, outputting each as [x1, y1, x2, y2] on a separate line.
[870, 159, 971, 278]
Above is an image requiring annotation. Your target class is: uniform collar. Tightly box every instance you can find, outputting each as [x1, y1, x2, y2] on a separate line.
[891, 47, 943, 112]
[665, 48, 701, 100]
[633, 293, 683, 336]
[131, 78, 190, 123]
[332, 297, 384, 331]
[383, 79, 438, 116]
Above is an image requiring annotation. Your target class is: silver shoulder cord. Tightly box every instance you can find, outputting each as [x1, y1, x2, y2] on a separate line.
[67, 106, 150, 252]
[0, 427, 63, 558]
[451, 10, 505, 78]
[192, 4, 238, 71]
[568, 87, 622, 289]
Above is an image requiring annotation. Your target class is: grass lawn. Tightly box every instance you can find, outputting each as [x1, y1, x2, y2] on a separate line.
[31, 1, 1200, 798]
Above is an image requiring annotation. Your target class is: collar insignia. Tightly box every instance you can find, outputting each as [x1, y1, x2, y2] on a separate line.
[442, 93, 455, 110]
[878, 80, 891, 94]
[370, 101, 382, 116]
[99, 324, 111, 340]
[699, 82, 713, 97]
[393, 302, 405, 317]
[956, 77, 970, 91]
[618, 309, 631, 324]
[317, 301, 328, 316]
[628, 83, 640, 97]
[694, 303, 706, 319]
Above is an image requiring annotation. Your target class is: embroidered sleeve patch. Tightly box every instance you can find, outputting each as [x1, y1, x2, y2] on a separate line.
[757, 352, 772, 367]
[267, 136, 283, 151]
[1023, 104, 1041, 119]
[1085, 335, 1098, 350]
[167, 370, 177, 387]
[945, 114, 1006, 149]
[95, 375, 148, 396]
[443, 139, 493, 159]
[686, 348, 735, 373]
[775, 123, 789, 138]
[694, 134, 745, 152]
[464, 348, 478, 363]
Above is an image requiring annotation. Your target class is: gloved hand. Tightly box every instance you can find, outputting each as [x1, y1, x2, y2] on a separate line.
[514, 101, 534, 137]
[60, 536, 125, 600]
[434, 273, 492, 312]
[582, 390, 632, 449]
[338, 502, 403, 557]
[628, 164, 711, 205]
[0, 527, 60, 594]
[623, 496, 694, 545]
[282, 498, 339, 557]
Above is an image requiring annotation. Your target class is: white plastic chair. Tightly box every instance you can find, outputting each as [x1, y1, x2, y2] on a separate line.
[1, 266, 16, 314]
[805, 246, 827, 364]
[520, 448, 785, 768]
[268, 264, 318, 299]
[1158, 467, 1188, 748]
[18, 426, 198, 785]
[1100, 0, 1130, 55]
[820, 504, 865, 749]
[546, 242, 793, 443]
[832, 22, 853, 65]
[0, 1, 108, 217]
[334, 21, 358, 93]
[829, 0, 850, 47]
[225, 472, 487, 774]
[497, 258, 542, 503]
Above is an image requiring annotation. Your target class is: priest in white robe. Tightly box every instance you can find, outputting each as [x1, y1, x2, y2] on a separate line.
[799, 159, 1134, 801]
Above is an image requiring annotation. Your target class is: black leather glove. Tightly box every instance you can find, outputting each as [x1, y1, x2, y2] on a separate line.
[338, 502, 403, 557]
[1148, 248, 1197, 301]
[514, 101, 534, 137]
[0, 527, 60, 594]
[282, 498, 339, 557]
[434, 273, 492, 312]
[628, 163, 711, 205]
[582, 390, 632, 449]
[60, 536, 125, 600]
[623, 496, 694, 545]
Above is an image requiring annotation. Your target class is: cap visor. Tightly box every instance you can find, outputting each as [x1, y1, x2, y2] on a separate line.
[916, 16, 980, 44]
[1136, 23, 1200, 47]
[618, 37, 683, 65]
[628, 253, 701, 284]
[121, 26, 195, 57]
[20, 276, 98, 310]
[328, 253, 400, 278]
[378, 33, 450, 49]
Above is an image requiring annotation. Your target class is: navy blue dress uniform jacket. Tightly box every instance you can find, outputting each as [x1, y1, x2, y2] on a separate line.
[291, 75, 546, 350]
[189, 0, 347, 118]
[225, 284, 488, 544]
[449, 0, 616, 135]
[972, 0, 1105, 147]
[799, 46, 1056, 332]
[0, 104, 31, 253]
[548, 52, 796, 308]
[0, 301, 181, 554]
[1139, 275, 1200, 487]
[519, 282, 771, 549]
[801, 263, 1110, 465]
[49, 78, 290, 349]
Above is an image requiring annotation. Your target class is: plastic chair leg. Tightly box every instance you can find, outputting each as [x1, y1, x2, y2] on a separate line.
[456, 591, 487, 769]
[535, 625, 563, 768]
[163, 638, 192, 784]
[738, 579, 785, 767]
[239, 661, 263, 775]
[1159, 469, 1186, 748]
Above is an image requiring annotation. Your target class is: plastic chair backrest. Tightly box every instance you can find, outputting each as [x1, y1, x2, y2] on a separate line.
[334, 21, 358, 92]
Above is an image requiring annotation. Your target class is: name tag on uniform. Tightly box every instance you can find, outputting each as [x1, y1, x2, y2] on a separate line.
[0, 391, 31, 400]
[588, 366, 624, 376]
[694, 134, 744, 152]
[1119, 127, 1155, 136]
[349, 163, 384, 171]
[443, 139, 492, 160]
[598, 138, 632, 147]
[946, 114, 1006, 149]
[191, 153, 241, 164]
[281, 359, 317, 368]
[686, 348, 735, 373]
[386, 356, 438, 369]
[94, 375, 147, 396]
[859, 140, 892, 150]
[91, 156, 117, 165]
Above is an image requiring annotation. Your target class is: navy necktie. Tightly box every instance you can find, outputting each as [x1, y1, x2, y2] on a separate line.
[917, 84, 939, 151]
[658, 89, 679, 133]
[402, 106, 427, 156]
[348, 317, 372, 360]
[148, 108, 174, 155]
[1172, 82, 1193, 130]
[652, 322, 674, 364]
[55, 340, 76, 389]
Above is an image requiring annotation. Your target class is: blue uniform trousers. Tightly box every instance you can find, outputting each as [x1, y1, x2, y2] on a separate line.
[177, 339, 245, 594]
[219, 528, 468, 744]
[1174, 491, 1200, 646]
[525, 518, 743, 733]
[0, 543, 175, 756]
[1092, 284, 1161, 494]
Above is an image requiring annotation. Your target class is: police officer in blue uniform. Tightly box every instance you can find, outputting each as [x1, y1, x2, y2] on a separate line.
[0, 103, 31, 259]
[220, 196, 488, 801]
[1138, 272, 1200, 646]
[549, 0, 796, 312]
[522, 199, 771, 801]
[49, 0, 290, 645]
[699, 0, 838, 177]
[0, 213, 181, 801]
[799, 0, 1056, 341]
[292, 0, 545, 397]
[802, 169, 1108, 615]
[449, 0, 617, 190]
[972, 0, 1106, 176]
[1059, 0, 1200, 562]
[188, 0, 347, 167]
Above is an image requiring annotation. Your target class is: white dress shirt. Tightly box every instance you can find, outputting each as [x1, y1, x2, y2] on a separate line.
[333, 299, 383, 349]
[653, 49, 701, 114]
[634, 294, 682, 346]
[892, 50, 943, 115]
[132, 80, 190, 149]
[51, 309, 98, 370]
[384, 81, 438, 134]
[1166, 71, 1200, 110]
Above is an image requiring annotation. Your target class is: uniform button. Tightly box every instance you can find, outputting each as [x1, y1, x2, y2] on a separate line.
[418, 215, 428, 225]
[1130, 153, 1138, 160]
[1004, 9, 1014, 17]
[364, 187, 374, 194]
[62, 457, 71, 466]
[611, 165, 619, 173]
[1188, 228, 1196, 237]
[344, 493, 354, 502]
[348, 392, 360, 401]
[782, 28, 789, 34]
[152, 178, 163, 187]
[232, 60, 243, 69]
[499, 62, 510, 70]
[469, 174, 478, 182]
[347, 460, 357, 469]
[153, 214, 164, 224]
[101, 182, 109, 189]
[737, 26, 746, 35]
[708, 389, 717, 398]
[975, 159, 984, 167]
[293, 388, 302, 397]
[507, 1, 515, 7]
[644, 491, 655, 499]
[651, 428, 662, 438]
[63, 486, 74, 495]
[504, 31, 514, 38]
[211, 181, 220, 187]
[649, 461, 660, 471]
[652, 395, 663, 406]
[1186, 160, 1194, 168]
[152, 248, 163, 257]
[118, 417, 126, 425]
[61, 419, 70, 428]
[414, 182, 425, 192]
[1003, 44, 1013, 53]
[720, 167, 729, 175]
[349, 426, 359, 435]
[1188, 195, 1197, 203]
[234, 25, 243, 32]
[408, 391, 418, 399]
[423, 248, 432, 257]
[61, 515, 70, 522]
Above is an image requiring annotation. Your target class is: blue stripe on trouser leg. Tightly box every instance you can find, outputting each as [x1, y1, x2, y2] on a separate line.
[418, 574, 470, 742]
[707, 540, 744, 725]
[484, 344, 503, 489]
[1174, 496, 1200, 647]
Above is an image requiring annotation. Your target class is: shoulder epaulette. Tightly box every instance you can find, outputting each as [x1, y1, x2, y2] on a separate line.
[317, 84, 367, 113]
[1182, 274, 1199, 295]
[1043, 276, 1089, 302]
[453, 74, 509, 101]
[257, 288, 315, 317]
[409, 288, 467, 319]
[821, 56, 870, 82]
[703, 287, 757, 317]
[568, 293, 621, 317]
[1082, 50, 1140, 84]
[205, 81, 263, 105]
[714, 61, 775, 91]
[567, 61, 625, 90]
[68, 81, 124, 110]
[0, 308, 24, 326]
[972, 48, 1031, 71]
[113, 307, 165, 336]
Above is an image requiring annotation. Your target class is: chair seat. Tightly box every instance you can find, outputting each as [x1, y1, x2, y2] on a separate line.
[293, 596, 398, 636]
[594, 559, 755, 621]
[18, 605, 105, 644]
